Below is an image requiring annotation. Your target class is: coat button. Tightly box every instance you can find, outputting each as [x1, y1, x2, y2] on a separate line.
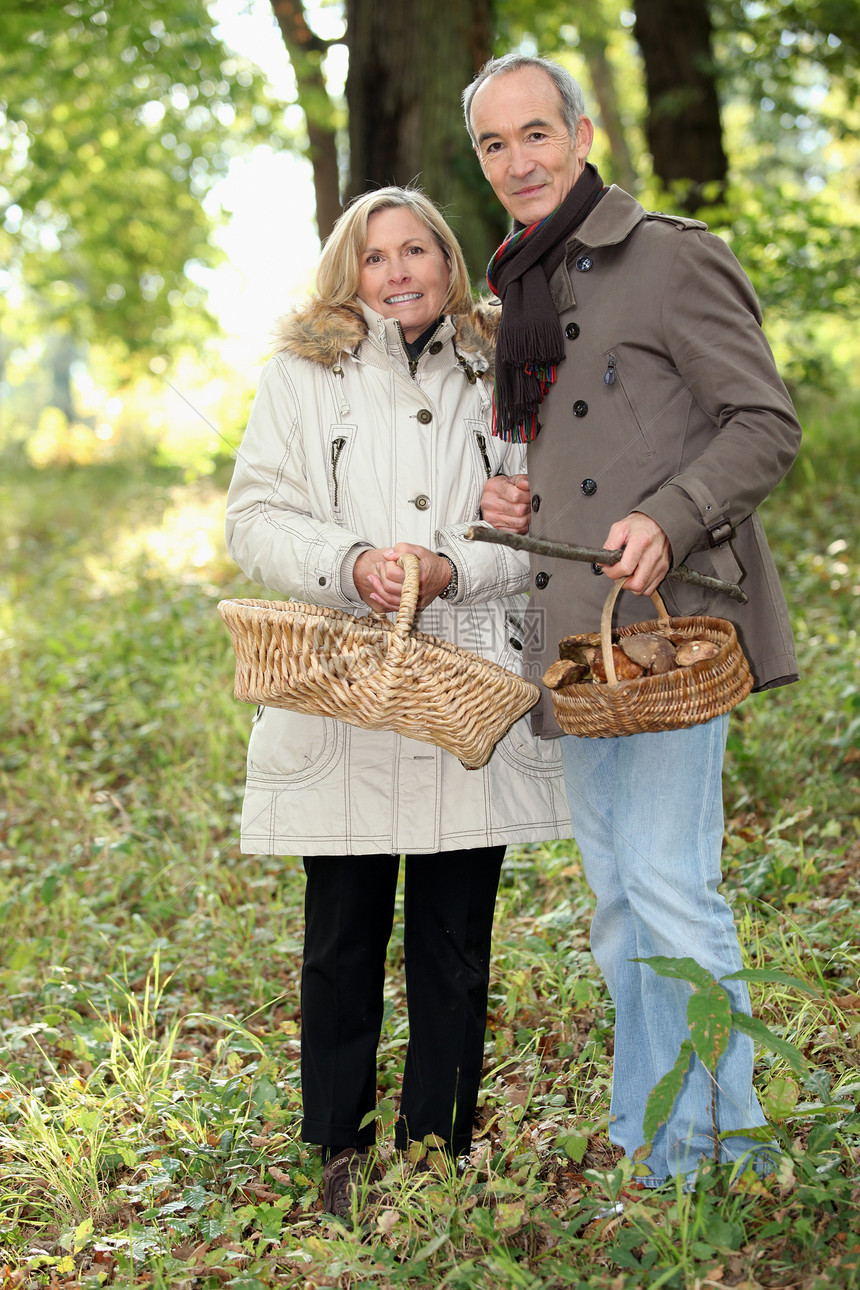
[429, 341, 443, 354]
[573, 400, 588, 417]
[576, 255, 593, 272]
[581, 478, 597, 496]
[413, 494, 430, 510]
[417, 408, 433, 424]
[531, 494, 541, 512]
[318, 576, 328, 585]
[508, 637, 523, 650]
[590, 562, 604, 576]
[535, 571, 550, 589]
[565, 322, 581, 340]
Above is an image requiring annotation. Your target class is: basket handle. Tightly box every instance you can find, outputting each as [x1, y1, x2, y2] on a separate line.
[600, 577, 670, 686]
[392, 552, 421, 641]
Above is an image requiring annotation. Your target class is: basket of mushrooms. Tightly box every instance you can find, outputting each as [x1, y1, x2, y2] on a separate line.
[544, 577, 753, 738]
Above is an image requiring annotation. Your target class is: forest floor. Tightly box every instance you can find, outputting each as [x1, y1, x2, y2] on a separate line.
[1, 392, 858, 1287]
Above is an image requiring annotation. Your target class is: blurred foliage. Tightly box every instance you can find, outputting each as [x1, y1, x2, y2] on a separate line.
[1, 0, 860, 460]
[496, 0, 860, 388]
[0, 0, 282, 355]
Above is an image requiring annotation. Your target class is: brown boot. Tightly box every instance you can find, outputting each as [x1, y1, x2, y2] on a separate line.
[322, 1148, 383, 1224]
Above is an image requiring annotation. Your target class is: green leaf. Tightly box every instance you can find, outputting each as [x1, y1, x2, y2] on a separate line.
[763, 1075, 800, 1121]
[721, 968, 817, 995]
[730, 1012, 808, 1075]
[556, 1131, 588, 1163]
[687, 983, 733, 1073]
[642, 1039, 693, 1141]
[73, 1216, 94, 1253]
[359, 1097, 396, 1131]
[635, 956, 714, 990]
[40, 873, 59, 905]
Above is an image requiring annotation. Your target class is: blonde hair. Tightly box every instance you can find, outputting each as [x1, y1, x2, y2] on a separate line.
[315, 186, 473, 316]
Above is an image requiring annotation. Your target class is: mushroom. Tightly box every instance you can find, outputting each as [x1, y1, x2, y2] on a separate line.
[543, 659, 588, 690]
[675, 639, 720, 666]
[621, 632, 677, 675]
[559, 633, 602, 667]
[591, 645, 645, 683]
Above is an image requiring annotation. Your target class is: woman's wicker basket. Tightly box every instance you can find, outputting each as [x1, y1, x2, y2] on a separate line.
[550, 578, 753, 738]
[218, 553, 539, 770]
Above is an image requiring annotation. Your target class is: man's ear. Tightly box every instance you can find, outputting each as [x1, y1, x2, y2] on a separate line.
[576, 116, 595, 160]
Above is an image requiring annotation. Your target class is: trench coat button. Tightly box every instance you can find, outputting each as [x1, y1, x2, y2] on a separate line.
[508, 637, 523, 650]
[565, 322, 581, 340]
[318, 576, 328, 585]
[428, 341, 443, 354]
[590, 562, 604, 576]
[417, 408, 433, 424]
[576, 255, 593, 272]
[531, 494, 541, 512]
[413, 494, 430, 510]
[580, 478, 597, 496]
[535, 571, 550, 589]
[573, 400, 589, 417]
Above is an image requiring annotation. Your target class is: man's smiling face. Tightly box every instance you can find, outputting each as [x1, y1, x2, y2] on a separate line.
[470, 66, 593, 225]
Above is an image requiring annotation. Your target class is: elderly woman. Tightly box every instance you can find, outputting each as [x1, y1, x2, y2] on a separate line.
[225, 187, 570, 1221]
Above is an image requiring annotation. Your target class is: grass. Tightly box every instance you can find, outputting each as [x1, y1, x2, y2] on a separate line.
[0, 389, 858, 1287]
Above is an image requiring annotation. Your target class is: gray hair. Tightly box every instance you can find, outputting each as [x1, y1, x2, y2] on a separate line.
[462, 53, 586, 148]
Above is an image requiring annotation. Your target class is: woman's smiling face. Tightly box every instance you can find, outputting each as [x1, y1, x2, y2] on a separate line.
[357, 207, 451, 341]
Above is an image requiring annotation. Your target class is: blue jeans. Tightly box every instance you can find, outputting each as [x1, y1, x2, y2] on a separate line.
[561, 715, 772, 1185]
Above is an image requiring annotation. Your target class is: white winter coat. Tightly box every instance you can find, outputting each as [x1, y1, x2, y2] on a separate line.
[225, 300, 571, 855]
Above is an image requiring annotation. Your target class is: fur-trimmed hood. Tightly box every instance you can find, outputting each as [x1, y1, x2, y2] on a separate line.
[272, 298, 500, 375]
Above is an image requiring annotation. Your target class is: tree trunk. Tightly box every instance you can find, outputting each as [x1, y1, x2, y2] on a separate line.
[633, 0, 727, 212]
[269, 0, 342, 240]
[579, 30, 639, 194]
[47, 334, 77, 422]
[346, 0, 507, 280]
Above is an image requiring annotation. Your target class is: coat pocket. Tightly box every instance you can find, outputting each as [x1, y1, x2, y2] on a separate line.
[327, 425, 356, 517]
[601, 349, 657, 458]
[463, 419, 495, 519]
[247, 708, 340, 785]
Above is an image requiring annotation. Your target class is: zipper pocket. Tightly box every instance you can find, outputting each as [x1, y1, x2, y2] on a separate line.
[330, 435, 347, 509]
[475, 430, 493, 480]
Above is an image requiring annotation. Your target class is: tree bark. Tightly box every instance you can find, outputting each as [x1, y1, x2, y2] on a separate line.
[633, 0, 727, 212]
[269, 0, 342, 240]
[345, 0, 507, 280]
[579, 30, 639, 194]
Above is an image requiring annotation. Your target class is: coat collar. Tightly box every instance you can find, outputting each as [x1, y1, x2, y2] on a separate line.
[576, 184, 647, 248]
[272, 297, 499, 374]
[549, 185, 647, 313]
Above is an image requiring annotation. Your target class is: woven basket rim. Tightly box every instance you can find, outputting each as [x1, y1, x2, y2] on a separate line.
[217, 595, 528, 678]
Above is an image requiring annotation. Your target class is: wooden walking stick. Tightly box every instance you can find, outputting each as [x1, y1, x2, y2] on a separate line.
[463, 527, 749, 605]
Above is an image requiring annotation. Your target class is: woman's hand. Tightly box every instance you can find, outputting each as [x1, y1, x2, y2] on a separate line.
[354, 543, 453, 612]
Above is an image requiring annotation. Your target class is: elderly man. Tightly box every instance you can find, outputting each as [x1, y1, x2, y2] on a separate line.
[462, 53, 800, 1188]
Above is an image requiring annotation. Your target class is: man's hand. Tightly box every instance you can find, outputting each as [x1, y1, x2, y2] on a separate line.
[480, 473, 531, 534]
[602, 512, 671, 597]
[353, 543, 452, 612]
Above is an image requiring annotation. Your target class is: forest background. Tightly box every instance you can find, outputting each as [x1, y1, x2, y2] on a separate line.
[1, 1, 859, 1287]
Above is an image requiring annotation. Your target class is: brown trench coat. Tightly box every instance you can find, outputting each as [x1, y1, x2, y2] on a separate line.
[516, 186, 802, 737]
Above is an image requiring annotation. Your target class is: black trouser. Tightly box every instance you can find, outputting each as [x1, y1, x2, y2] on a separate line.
[300, 847, 504, 1158]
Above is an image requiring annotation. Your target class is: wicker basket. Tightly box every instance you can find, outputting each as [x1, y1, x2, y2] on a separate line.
[550, 577, 753, 738]
[218, 552, 539, 770]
